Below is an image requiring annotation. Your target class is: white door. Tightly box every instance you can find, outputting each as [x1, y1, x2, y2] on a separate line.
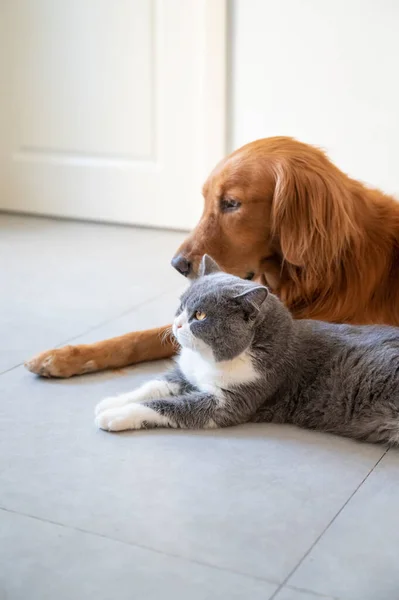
[0, 0, 226, 230]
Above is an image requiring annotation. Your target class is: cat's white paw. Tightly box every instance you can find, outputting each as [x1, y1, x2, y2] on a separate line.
[95, 380, 178, 417]
[95, 403, 172, 432]
[94, 392, 137, 417]
[95, 407, 135, 432]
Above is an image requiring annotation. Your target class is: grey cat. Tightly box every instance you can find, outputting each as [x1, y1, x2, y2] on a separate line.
[95, 255, 399, 445]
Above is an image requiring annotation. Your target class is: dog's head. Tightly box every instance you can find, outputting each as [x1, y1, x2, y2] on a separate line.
[172, 136, 360, 298]
[172, 139, 278, 284]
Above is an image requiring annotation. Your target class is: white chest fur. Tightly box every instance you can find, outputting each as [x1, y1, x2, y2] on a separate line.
[177, 347, 259, 399]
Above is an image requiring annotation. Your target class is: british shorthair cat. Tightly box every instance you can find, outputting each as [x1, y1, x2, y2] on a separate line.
[95, 255, 399, 446]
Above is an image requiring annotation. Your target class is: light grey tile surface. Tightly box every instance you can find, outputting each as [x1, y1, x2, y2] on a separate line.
[0, 359, 384, 583]
[1, 215, 395, 600]
[65, 283, 187, 347]
[0, 214, 185, 372]
[274, 586, 337, 599]
[290, 449, 399, 600]
[0, 509, 277, 600]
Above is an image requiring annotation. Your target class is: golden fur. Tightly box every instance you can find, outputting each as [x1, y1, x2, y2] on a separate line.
[26, 137, 399, 377]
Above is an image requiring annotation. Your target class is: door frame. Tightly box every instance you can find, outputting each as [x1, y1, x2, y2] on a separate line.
[198, 0, 228, 187]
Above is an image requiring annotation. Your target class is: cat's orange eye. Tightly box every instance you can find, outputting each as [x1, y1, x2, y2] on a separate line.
[195, 310, 207, 321]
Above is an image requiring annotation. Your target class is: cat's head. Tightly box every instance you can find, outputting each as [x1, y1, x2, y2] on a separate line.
[173, 255, 269, 361]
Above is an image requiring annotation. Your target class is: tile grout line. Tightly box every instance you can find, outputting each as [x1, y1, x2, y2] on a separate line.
[0, 283, 181, 378]
[284, 583, 340, 599]
[0, 505, 280, 589]
[0, 362, 24, 377]
[268, 448, 390, 600]
[52, 282, 180, 348]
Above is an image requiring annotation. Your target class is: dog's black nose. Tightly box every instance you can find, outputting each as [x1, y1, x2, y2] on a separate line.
[171, 254, 191, 277]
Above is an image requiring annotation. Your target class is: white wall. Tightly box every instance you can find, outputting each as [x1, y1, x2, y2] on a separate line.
[230, 0, 399, 197]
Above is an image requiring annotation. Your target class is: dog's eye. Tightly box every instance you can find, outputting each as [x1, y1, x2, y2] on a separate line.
[194, 311, 207, 321]
[220, 197, 241, 212]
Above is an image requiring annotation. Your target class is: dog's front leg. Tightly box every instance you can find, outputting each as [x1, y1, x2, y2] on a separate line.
[25, 325, 176, 378]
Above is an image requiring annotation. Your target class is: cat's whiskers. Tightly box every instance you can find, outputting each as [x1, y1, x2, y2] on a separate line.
[160, 326, 175, 346]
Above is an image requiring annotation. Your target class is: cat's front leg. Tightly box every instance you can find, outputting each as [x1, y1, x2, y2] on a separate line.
[95, 400, 179, 432]
[95, 392, 242, 432]
[94, 379, 180, 417]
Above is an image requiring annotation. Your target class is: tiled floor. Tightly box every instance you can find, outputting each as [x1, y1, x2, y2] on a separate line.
[1, 214, 398, 600]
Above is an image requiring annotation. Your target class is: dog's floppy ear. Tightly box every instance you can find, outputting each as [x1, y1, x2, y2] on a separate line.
[271, 157, 360, 278]
[234, 285, 268, 315]
[199, 254, 220, 277]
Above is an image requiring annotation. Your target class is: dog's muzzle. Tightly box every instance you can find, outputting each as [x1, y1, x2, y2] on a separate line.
[171, 254, 192, 277]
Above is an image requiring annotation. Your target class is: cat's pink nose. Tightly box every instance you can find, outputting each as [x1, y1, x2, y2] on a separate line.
[177, 324, 182, 329]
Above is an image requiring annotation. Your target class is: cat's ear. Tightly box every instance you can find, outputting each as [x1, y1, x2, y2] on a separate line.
[198, 254, 220, 277]
[234, 286, 268, 314]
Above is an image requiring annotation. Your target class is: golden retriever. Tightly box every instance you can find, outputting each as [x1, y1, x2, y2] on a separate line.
[25, 137, 399, 377]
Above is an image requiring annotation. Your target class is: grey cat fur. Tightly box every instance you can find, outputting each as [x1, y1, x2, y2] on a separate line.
[98, 254, 399, 445]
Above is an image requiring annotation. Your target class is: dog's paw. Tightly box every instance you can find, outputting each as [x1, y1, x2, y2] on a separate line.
[25, 347, 97, 378]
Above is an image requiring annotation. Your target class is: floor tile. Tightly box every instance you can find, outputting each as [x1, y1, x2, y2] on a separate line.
[0, 360, 384, 583]
[274, 586, 337, 599]
[290, 449, 399, 600]
[0, 509, 277, 600]
[1, 214, 392, 596]
[66, 283, 187, 347]
[0, 214, 185, 372]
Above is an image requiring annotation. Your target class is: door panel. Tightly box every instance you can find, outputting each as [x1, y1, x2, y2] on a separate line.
[0, 0, 226, 230]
